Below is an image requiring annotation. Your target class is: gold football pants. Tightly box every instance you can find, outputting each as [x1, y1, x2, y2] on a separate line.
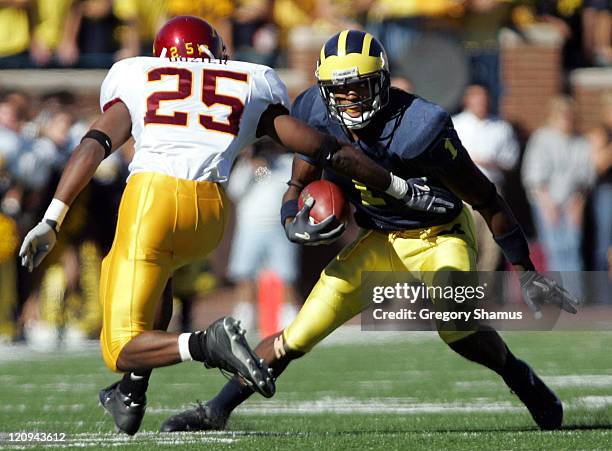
[100, 172, 228, 371]
[284, 207, 478, 352]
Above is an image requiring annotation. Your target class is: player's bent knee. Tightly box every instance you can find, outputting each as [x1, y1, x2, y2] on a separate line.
[101, 340, 121, 372]
[100, 330, 134, 373]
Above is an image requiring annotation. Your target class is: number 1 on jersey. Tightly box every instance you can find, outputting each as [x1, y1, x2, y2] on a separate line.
[144, 67, 247, 136]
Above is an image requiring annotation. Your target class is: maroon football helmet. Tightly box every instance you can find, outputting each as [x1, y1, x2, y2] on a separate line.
[153, 16, 227, 60]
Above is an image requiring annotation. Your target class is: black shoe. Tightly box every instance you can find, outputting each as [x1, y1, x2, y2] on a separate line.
[160, 402, 228, 432]
[202, 316, 275, 398]
[99, 381, 146, 435]
[504, 359, 563, 430]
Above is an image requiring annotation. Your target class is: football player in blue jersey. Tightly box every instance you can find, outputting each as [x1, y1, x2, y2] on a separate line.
[161, 30, 579, 432]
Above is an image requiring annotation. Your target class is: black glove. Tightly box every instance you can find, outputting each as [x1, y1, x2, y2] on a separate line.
[403, 177, 457, 214]
[284, 197, 345, 246]
[519, 271, 580, 318]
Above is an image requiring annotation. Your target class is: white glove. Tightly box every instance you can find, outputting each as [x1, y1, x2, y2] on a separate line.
[19, 221, 57, 272]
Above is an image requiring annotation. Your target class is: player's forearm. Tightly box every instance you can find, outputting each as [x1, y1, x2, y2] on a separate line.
[329, 143, 391, 191]
[53, 141, 106, 206]
[479, 195, 534, 271]
[281, 157, 321, 225]
[52, 102, 131, 208]
[272, 115, 392, 190]
[439, 165, 534, 270]
[282, 186, 300, 204]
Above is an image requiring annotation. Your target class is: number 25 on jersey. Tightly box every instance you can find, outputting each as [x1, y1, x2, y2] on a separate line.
[144, 67, 248, 136]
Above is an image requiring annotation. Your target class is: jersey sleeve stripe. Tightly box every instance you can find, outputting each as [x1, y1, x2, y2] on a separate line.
[102, 98, 124, 112]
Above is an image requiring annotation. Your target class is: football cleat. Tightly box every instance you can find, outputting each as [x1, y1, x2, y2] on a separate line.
[504, 359, 563, 430]
[99, 381, 146, 435]
[202, 317, 275, 398]
[160, 401, 228, 432]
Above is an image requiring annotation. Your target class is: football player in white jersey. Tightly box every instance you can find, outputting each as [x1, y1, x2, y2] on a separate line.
[18, 16, 449, 435]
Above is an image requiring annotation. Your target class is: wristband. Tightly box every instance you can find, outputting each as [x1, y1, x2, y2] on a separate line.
[280, 199, 299, 226]
[43, 198, 69, 230]
[493, 225, 530, 265]
[385, 173, 409, 199]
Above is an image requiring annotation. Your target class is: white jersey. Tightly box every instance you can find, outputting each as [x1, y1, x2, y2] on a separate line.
[100, 56, 289, 183]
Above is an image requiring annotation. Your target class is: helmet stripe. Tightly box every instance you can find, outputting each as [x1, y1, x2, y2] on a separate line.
[323, 32, 340, 58]
[345, 30, 365, 55]
[369, 38, 383, 57]
[337, 30, 349, 56]
[362, 33, 372, 56]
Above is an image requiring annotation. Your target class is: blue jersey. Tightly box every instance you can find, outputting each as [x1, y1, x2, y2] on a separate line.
[291, 86, 465, 231]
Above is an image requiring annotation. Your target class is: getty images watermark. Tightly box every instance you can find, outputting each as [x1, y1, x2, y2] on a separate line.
[370, 280, 518, 322]
[361, 271, 612, 331]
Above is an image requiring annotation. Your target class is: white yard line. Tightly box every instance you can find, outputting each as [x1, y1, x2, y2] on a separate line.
[1, 395, 611, 448]
[319, 326, 439, 347]
[0, 431, 236, 449]
[0, 343, 99, 365]
[455, 374, 612, 390]
[546, 375, 612, 388]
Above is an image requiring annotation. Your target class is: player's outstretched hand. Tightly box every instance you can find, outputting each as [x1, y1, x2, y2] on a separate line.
[402, 177, 456, 214]
[285, 197, 345, 246]
[19, 221, 57, 272]
[519, 271, 580, 318]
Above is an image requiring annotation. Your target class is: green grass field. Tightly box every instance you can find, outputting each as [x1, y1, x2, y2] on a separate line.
[1, 328, 611, 450]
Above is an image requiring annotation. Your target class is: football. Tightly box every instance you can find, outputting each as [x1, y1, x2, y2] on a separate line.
[298, 179, 350, 225]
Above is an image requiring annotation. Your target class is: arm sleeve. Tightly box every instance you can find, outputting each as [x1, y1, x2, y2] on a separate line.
[288, 90, 320, 165]
[391, 102, 450, 161]
[99, 61, 128, 113]
[289, 89, 311, 122]
[262, 68, 290, 109]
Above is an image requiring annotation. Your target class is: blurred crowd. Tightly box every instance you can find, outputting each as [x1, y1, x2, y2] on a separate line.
[1, 1, 611, 70]
[0, 89, 129, 345]
[0, 0, 611, 346]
